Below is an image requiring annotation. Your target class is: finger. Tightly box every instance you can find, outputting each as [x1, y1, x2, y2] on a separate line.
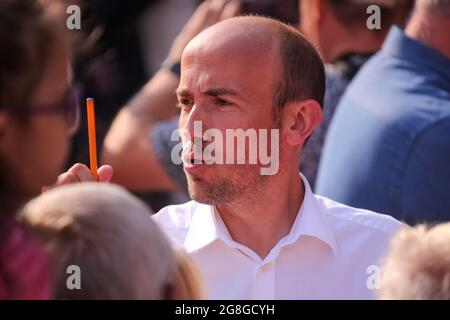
[210, 0, 229, 14]
[56, 172, 80, 185]
[68, 163, 96, 182]
[193, 0, 212, 18]
[205, 0, 230, 25]
[183, 0, 213, 32]
[220, 0, 241, 21]
[42, 171, 79, 193]
[98, 165, 114, 183]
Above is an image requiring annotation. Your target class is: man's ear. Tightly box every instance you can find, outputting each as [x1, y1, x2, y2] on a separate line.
[282, 99, 322, 147]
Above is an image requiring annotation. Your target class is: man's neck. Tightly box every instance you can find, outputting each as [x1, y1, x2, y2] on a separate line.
[405, 9, 450, 60]
[215, 171, 304, 259]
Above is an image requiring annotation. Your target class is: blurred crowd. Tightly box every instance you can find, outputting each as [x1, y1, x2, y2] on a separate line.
[0, 0, 449, 300]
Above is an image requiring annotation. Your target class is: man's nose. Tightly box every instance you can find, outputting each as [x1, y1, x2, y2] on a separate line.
[180, 104, 208, 141]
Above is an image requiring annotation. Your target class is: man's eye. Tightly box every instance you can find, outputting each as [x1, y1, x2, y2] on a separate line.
[215, 98, 232, 107]
[177, 98, 193, 109]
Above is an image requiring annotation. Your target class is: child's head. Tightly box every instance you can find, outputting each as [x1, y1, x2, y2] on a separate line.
[379, 223, 450, 300]
[0, 0, 75, 216]
[20, 183, 203, 299]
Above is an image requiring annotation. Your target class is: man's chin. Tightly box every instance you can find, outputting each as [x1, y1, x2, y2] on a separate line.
[187, 179, 211, 203]
[188, 192, 215, 205]
[187, 176, 241, 206]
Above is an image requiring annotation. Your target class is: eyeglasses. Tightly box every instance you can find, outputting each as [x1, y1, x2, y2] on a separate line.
[1, 87, 81, 135]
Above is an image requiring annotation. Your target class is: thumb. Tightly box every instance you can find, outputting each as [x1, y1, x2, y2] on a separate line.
[220, 0, 240, 21]
[98, 165, 114, 183]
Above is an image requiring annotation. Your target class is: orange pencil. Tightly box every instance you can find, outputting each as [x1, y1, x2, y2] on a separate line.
[86, 98, 98, 181]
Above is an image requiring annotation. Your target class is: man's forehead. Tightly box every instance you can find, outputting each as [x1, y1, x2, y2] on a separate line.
[179, 18, 282, 97]
[183, 18, 279, 64]
[184, 39, 272, 67]
[180, 50, 276, 93]
[178, 63, 247, 98]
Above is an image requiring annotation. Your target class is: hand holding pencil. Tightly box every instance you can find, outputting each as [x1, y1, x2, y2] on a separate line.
[42, 98, 113, 192]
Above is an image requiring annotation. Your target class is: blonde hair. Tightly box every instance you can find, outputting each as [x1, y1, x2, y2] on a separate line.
[20, 183, 203, 299]
[170, 248, 204, 300]
[379, 223, 450, 300]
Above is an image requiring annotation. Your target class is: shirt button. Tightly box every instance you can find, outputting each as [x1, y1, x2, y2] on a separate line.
[261, 264, 269, 272]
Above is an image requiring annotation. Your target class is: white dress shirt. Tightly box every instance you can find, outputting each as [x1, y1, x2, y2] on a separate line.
[153, 174, 403, 299]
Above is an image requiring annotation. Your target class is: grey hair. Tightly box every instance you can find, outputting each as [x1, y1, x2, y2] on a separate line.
[20, 183, 175, 299]
[379, 223, 450, 300]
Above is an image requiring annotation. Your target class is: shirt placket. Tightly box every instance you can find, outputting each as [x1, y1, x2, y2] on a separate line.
[249, 259, 276, 299]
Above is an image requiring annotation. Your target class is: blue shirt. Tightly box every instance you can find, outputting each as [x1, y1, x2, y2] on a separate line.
[316, 27, 450, 225]
[301, 54, 372, 191]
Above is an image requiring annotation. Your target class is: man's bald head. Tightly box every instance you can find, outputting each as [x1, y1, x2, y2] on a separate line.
[183, 16, 325, 121]
[185, 15, 281, 56]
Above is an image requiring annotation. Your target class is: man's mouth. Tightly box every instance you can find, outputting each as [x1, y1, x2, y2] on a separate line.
[182, 152, 216, 176]
[182, 153, 202, 165]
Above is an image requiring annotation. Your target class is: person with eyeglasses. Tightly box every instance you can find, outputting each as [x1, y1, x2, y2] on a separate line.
[0, 0, 112, 299]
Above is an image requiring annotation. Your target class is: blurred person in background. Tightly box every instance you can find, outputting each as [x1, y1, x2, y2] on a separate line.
[20, 183, 204, 300]
[68, 0, 163, 166]
[316, 0, 450, 224]
[0, 0, 71, 299]
[238, 0, 299, 24]
[63, 0, 178, 210]
[298, 0, 413, 190]
[379, 223, 450, 300]
[0, 0, 112, 299]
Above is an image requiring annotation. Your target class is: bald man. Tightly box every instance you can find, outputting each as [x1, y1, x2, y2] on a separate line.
[153, 16, 403, 300]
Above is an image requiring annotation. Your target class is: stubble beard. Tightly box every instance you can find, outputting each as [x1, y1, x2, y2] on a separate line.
[186, 166, 265, 206]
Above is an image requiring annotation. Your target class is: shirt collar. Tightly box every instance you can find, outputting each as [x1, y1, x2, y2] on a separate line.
[295, 174, 338, 255]
[184, 174, 338, 256]
[184, 204, 220, 253]
[382, 26, 450, 88]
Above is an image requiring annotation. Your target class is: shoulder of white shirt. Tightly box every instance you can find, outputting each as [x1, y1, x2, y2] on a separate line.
[152, 200, 201, 229]
[314, 194, 407, 236]
[152, 195, 406, 239]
